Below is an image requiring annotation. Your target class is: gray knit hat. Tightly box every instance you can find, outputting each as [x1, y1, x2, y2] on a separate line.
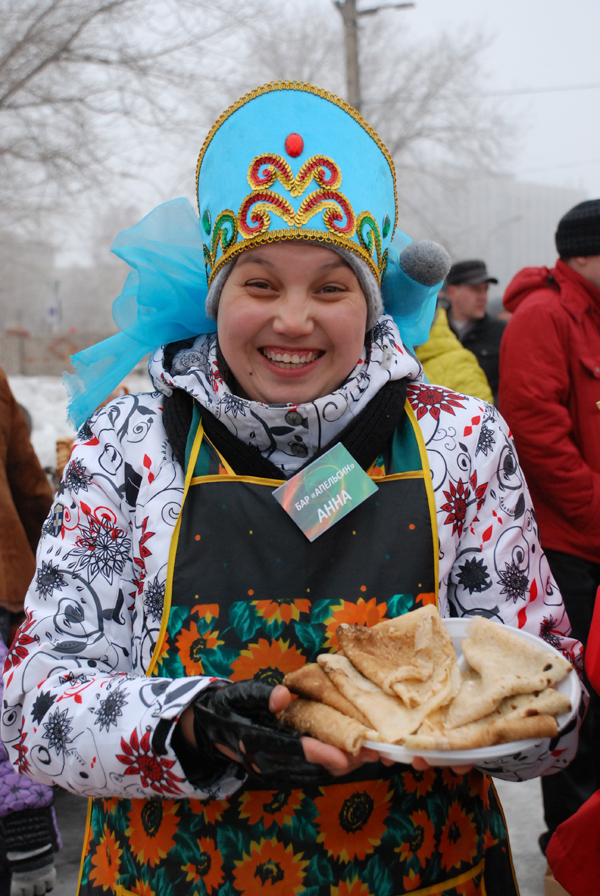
[206, 240, 450, 331]
[555, 199, 600, 259]
[206, 244, 383, 330]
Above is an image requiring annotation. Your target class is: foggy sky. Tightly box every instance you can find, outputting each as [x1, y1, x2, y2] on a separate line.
[407, 0, 600, 197]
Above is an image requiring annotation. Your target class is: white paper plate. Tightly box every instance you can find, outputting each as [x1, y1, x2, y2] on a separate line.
[363, 617, 580, 767]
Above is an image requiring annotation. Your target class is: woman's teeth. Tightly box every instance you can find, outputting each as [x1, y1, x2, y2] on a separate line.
[262, 349, 320, 369]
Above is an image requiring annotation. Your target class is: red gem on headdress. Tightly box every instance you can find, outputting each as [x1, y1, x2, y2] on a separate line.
[284, 133, 304, 157]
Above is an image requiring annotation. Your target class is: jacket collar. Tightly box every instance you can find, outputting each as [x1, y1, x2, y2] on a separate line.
[553, 259, 600, 322]
[149, 316, 422, 476]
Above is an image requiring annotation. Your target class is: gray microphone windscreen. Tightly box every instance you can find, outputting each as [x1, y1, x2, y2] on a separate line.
[399, 240, 451, 287]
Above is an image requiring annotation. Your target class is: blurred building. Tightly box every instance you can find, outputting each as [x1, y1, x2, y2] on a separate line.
[396, 169, 587, 302]
[0, 232, 125, 375]
[0, 233, 54, 333]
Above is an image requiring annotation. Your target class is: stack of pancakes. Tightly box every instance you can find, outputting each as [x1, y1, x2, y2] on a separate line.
[281, 605, 573, 756]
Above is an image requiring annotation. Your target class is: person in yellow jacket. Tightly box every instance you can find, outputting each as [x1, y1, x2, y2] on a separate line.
[416, 306, 493, 403]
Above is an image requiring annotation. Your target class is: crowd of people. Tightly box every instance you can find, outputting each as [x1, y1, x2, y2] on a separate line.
[0, 81, 598, 896]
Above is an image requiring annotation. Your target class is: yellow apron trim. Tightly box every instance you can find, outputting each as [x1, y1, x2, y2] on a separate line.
[146, 421, 206, 676]
[202, 432, 234, 476]
[110, 859, 489, 896]
[490, 779, 521, 896]
[212, 442, 235, 476]
[405, 398, 440, 603]
[113, 863, 488, 896]
[191, 470, 424, 486]
[378, 470, 425, 482]
[403, 857, 485, 896]
[190, 473, 286, 487]
[75, 797, 93, 896]
[191, 438, 426, 488]
[194, 433, 427, 488]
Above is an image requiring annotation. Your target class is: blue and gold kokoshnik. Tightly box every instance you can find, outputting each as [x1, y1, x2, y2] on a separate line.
[196, 81, 397, 286]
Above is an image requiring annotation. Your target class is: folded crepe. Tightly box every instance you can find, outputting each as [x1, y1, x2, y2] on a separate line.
[446, 617, 573, 729]
[317, 653, 444, 743]
[284, 608, 573, 753]
[337, 604, 461, 708]
[405, 711, 558, 751]
[284, 664, 372, 728]
[280, 698, 377, 756]
[404, 687, 571, 751]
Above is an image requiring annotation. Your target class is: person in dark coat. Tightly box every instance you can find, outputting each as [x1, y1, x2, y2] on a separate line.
[499, 198, 600, 856]
[0, 369, 58, 894]
[445, 260, 506, 402]
[0, 367, 54, 643]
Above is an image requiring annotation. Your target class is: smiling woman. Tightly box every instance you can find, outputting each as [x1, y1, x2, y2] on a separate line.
[1, 81, 584, 896]
[217, 243, 368, 405]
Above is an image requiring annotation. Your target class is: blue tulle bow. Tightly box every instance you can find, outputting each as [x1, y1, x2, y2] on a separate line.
[64, 198, 216, 427]
[65, 201, 441, 428]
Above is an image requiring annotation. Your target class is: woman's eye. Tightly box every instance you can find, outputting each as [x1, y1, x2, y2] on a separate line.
[320, 284, 346, 295]
[246, 279, 273, 290]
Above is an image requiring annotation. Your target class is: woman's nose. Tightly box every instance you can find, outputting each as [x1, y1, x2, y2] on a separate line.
[272, 292, 314, 336]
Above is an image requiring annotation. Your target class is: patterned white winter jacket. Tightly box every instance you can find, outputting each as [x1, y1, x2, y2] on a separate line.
[1, 332, 583, 801]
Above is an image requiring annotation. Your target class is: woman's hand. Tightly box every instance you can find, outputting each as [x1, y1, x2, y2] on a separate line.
[180, 681, 394, 778]
[183, 683, 385, 775]
[301, 737, 380, 776]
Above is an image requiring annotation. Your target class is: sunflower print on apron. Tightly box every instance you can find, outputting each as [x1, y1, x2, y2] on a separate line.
[79, 401, 519, 896]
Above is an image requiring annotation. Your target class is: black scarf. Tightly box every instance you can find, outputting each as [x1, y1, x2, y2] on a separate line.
[163, 377, 408, 479]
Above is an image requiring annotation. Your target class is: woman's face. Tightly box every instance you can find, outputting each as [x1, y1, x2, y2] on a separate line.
[217, 242, 368, 405]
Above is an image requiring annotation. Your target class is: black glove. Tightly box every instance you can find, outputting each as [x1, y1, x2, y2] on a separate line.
[177, 680, 329, 786]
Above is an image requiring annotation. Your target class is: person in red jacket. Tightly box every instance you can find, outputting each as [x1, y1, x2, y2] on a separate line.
[546, 586, 600, 896]
[499, 198, 600, 855]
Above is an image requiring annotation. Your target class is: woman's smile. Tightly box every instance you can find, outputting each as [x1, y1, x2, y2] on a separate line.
[259, 346, 324, 370]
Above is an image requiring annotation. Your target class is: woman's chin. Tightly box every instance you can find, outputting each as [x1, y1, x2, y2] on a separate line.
[246, 383, 324, 405]
[242, 374, 333, 406]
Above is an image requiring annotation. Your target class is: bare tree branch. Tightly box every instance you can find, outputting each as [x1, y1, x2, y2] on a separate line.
[0, 0, 248, 225]
[0, 0, 515, 253]
[227, 1, 514, 185]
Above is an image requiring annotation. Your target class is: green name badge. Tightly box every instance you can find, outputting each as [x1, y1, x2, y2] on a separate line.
[273, 443, 379, 541]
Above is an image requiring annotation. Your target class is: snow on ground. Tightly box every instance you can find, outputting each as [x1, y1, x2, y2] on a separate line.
[495, 777, 547, 896]
[9, 375, 75, 470]
[9, 369, 153, 470]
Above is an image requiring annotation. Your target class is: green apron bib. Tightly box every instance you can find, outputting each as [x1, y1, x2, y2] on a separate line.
[78, 401, 518, 896]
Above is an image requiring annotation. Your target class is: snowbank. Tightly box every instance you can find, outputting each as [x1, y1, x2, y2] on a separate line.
[9, 371, 152, 469]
